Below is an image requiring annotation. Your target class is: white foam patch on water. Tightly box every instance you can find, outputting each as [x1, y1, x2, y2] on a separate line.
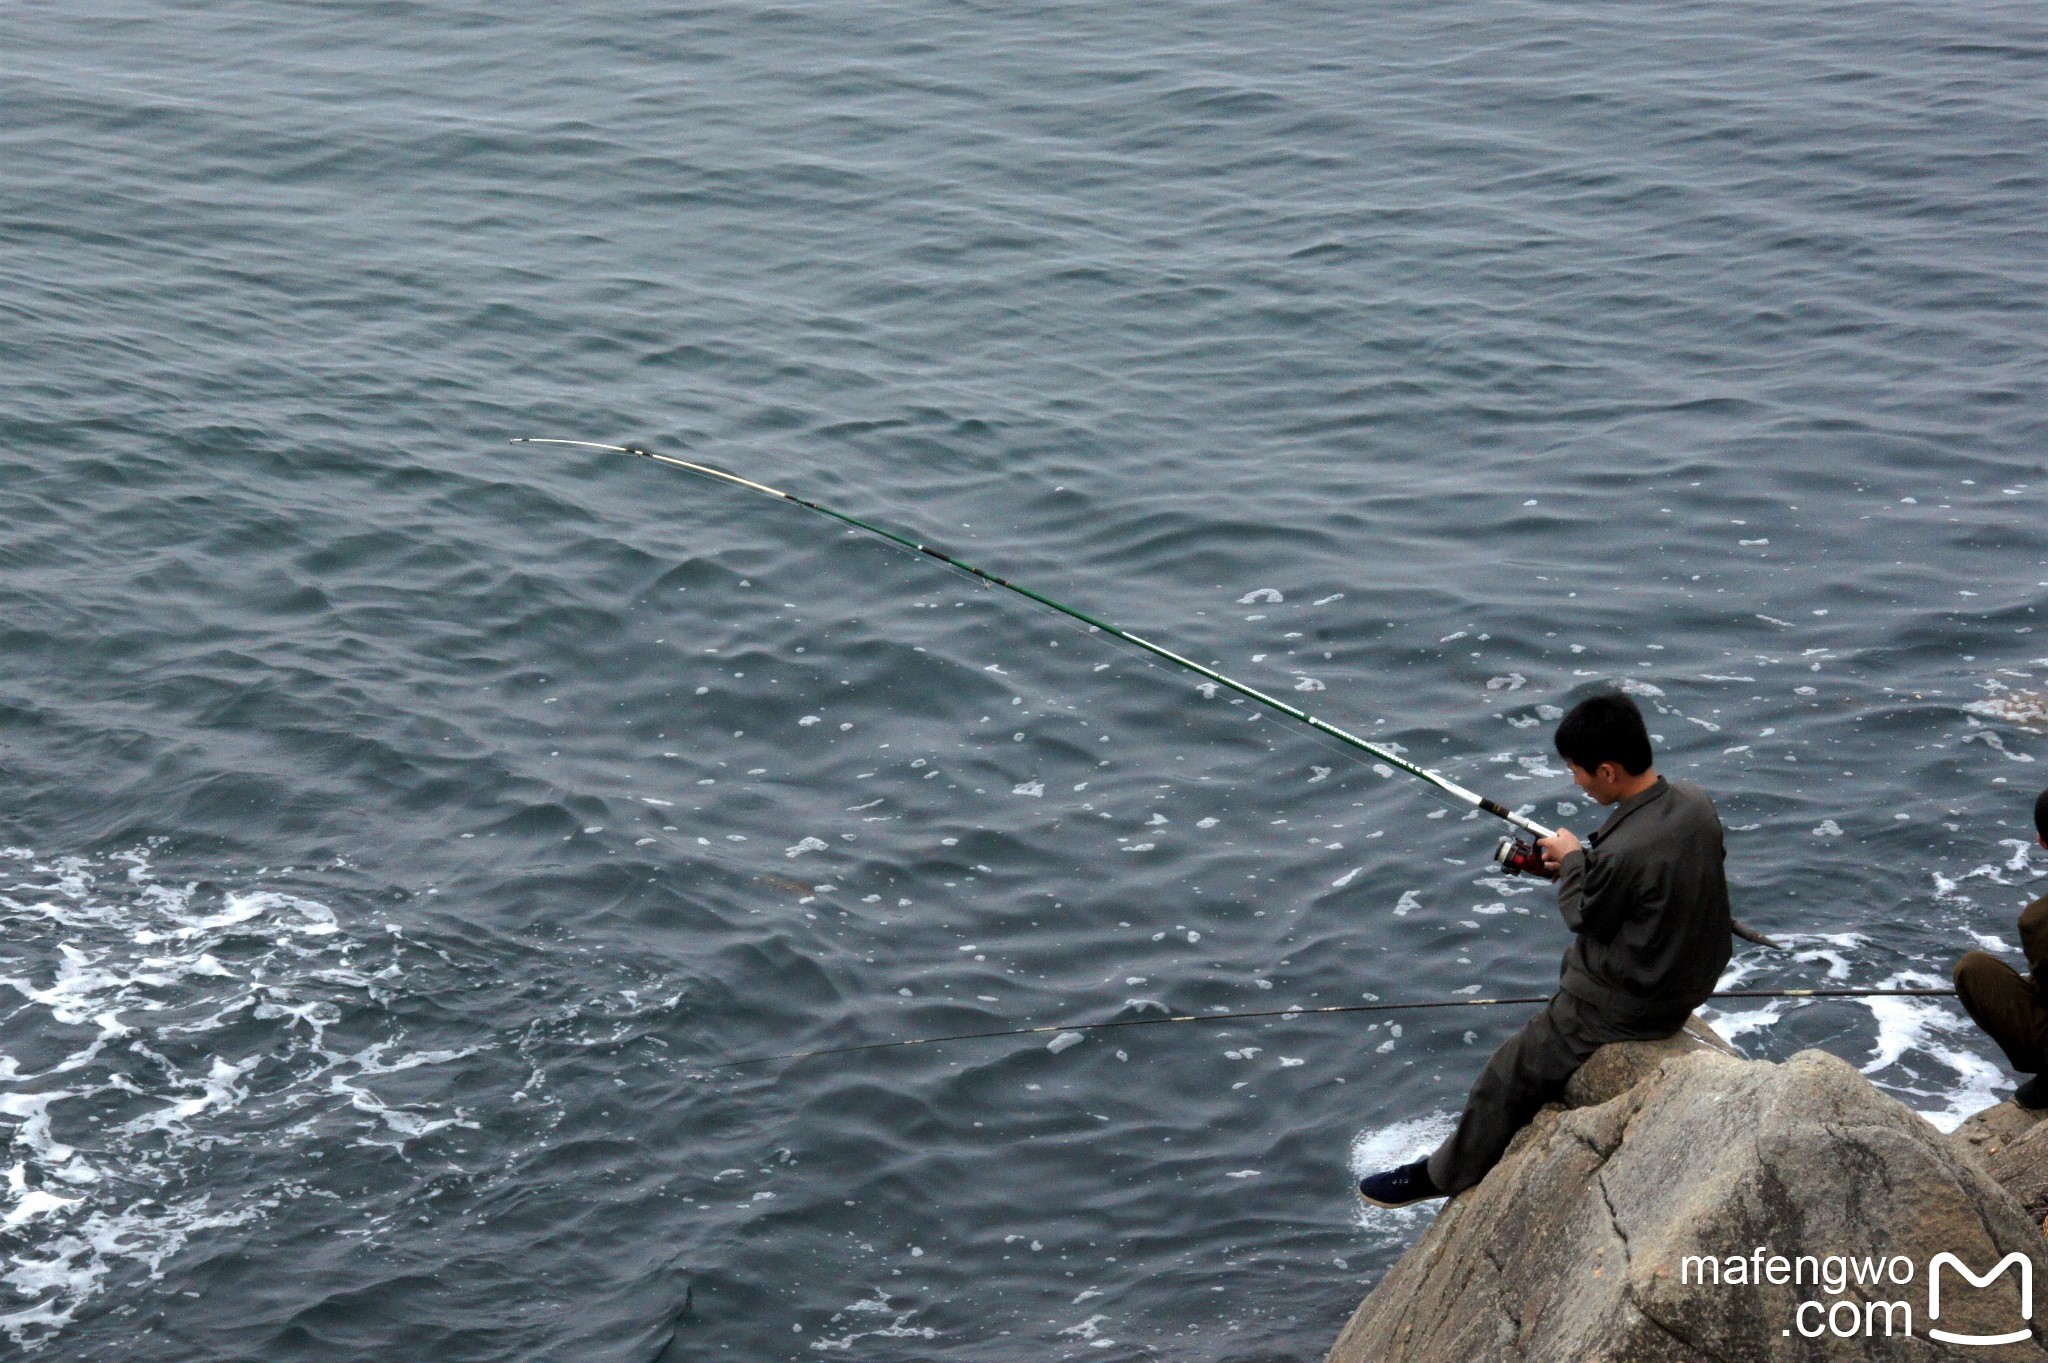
[1962, 717, 2035, 762]
[0, 846, 478, 1346]
[1699, 1003, 1784, 1043]
[811, 1288, 938, 1351]
[1932, 858, 2029, 907]
[1718, 932, 1868, 993]
[1855, 973, 2004, 1134]
[1710, 944, 2005, 1135]
[1965, 688, 2048, 730]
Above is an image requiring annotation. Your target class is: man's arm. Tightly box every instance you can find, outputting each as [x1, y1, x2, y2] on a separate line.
[1546, 837, 1635, 942]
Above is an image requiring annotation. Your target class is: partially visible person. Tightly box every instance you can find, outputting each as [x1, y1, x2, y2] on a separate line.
[1952, 788, 2048, 1110]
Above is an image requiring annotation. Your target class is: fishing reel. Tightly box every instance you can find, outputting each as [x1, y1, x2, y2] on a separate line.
[1492, 836, 1557, 881]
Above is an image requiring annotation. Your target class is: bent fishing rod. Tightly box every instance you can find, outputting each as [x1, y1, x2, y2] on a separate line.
[700, 986, 1958, 1071]
[520, 437, 1780, 947]
[518, 437, 1549, 834]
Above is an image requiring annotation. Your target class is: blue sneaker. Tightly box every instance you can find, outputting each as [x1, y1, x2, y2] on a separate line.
[1358, 1158, 1444, 1209]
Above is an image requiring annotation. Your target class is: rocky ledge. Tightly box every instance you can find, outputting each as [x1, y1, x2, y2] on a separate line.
[1328, 1022, 2048, 1361]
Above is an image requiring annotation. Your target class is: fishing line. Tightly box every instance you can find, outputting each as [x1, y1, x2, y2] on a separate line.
[698, 987, 1960, 1071]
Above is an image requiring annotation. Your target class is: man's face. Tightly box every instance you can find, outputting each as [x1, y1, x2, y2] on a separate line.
[1566, 760, 1627, 805]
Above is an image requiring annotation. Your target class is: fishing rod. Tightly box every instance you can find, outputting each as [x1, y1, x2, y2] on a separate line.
[699, 986, 1959, 1071]
[519, 437, 1782, 947]
[517, 437, 1550, 836]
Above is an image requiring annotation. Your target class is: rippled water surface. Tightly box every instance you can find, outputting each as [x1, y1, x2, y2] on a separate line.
[4, 2, 2045, 1357]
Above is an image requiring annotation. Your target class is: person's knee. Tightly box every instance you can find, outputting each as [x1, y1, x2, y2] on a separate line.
[1955, 951, 2005, 994]
[1469, 1034, 1528, 1099]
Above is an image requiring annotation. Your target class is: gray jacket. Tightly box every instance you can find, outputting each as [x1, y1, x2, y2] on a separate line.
[1554, 777, 1732, 1020]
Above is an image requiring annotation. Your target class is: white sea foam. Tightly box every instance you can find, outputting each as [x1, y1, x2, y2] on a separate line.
[1699, 1003, 1784, 1043]
[0, 846, 483, 1347]
[1711, 945, 2002, 1134]
[811, 1288, 938, 1351]
[1855, 975, 2003, 1133]
[1965, 690, 2048, 730]
[1962, 718, 2035, 762]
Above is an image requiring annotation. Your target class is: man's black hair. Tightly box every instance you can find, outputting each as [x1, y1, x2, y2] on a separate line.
[2035, 787, 2048, 844]
[1554, 692, 1654, 776]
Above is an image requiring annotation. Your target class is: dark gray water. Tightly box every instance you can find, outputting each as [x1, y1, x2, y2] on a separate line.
[3, 2, 2045, 1357]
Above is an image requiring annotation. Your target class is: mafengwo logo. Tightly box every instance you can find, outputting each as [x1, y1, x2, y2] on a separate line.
[1681, 1247, 2036, 1344]
[1930, 1254, 2034, 1348]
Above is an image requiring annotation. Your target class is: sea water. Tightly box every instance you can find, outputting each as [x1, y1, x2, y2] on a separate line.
[2, 2, 2043, 1357]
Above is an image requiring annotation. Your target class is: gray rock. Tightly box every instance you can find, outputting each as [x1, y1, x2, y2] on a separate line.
[1562, 1013, 1740, 1109]
[1329, 1049, 2048, 1361]
[1952, 1100, 2048, 1166]
[1953, 1102, 2048, 1223]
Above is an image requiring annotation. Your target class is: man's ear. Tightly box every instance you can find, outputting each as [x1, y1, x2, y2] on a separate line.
[1596, 761, 1625, 788]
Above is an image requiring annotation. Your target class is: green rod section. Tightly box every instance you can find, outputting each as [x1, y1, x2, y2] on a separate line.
[698, 987, 1958, 1071]
[514, 437, 1553, 838]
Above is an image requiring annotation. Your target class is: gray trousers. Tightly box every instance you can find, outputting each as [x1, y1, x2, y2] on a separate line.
[1427, 990, 1688, 1196]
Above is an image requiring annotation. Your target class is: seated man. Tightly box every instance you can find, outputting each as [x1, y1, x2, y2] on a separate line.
[1359, 691, 1735, 1207]
[1952, 789, 2048, 1110]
